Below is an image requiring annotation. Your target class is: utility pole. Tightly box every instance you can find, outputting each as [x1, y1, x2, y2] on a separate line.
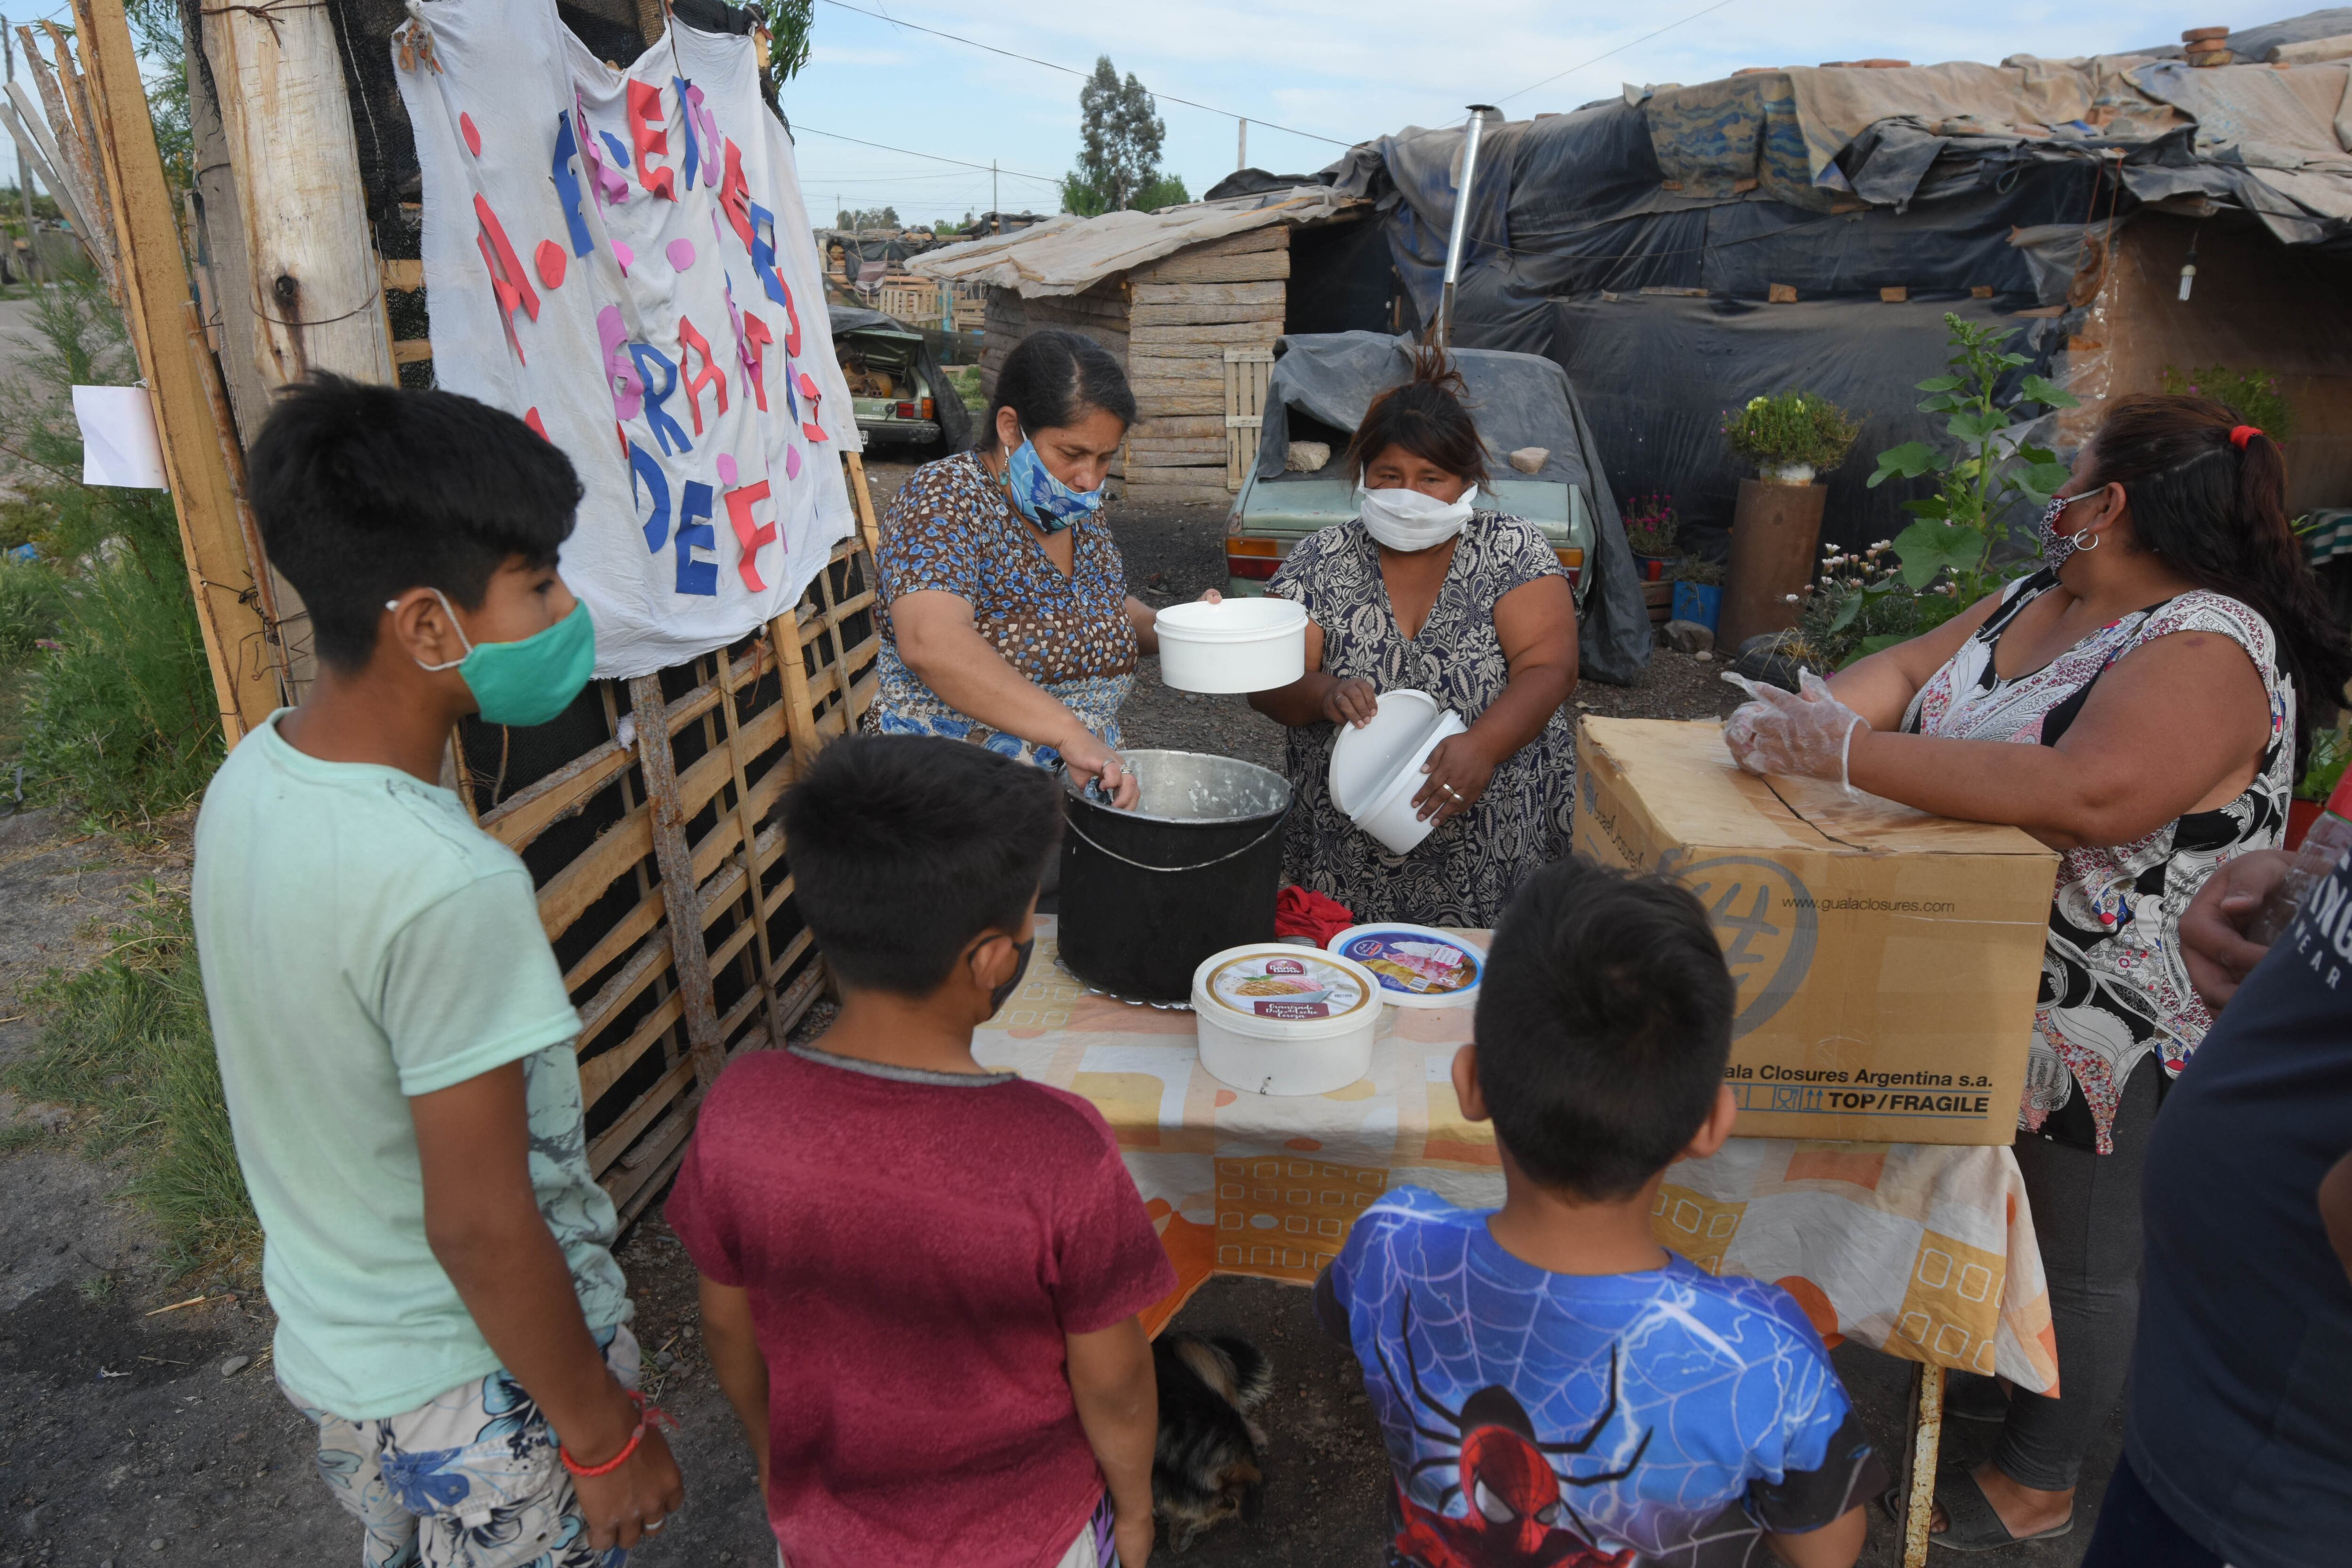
[991, 159, 998, 231]
[1237, 117, 1247, 172]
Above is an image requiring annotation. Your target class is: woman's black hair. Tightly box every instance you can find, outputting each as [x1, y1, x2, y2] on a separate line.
[1345, 344, 1489, 485]
[2085, 391, 2352, 766]
[979, 329, 1136, 451]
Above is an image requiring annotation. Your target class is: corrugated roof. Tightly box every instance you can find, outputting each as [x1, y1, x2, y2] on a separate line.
[906, 186, 1360, 297]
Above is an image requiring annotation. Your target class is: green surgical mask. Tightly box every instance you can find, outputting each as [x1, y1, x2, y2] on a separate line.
[395, 589, 597, 727]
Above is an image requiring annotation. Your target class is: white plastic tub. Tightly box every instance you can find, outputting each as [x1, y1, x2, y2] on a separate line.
[1154, 597, 1308, 694]
[1326, 924, 1485, 1008]
[1327, 690, 1468, 854]
[1192, 943, 1383, 1097]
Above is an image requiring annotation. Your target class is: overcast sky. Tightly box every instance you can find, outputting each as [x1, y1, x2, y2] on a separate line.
[774, 0, 2248, 226]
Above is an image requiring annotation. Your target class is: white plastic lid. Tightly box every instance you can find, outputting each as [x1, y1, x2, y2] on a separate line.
[1329, 690, 1452, 816]
[1192, 944, 1382, 1038]
[1325, 924, 1484, 1007]
[1155, 596, 1307, 643]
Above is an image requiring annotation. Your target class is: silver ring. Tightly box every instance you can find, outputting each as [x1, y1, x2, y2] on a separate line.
[644, 1521, 667, 1534]
[1441, 784, 1463, 801]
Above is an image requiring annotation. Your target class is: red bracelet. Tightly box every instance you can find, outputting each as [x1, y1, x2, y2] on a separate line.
[559, 1391, 678, 1478]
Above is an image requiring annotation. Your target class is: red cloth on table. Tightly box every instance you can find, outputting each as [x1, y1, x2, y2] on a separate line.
[1276, 885, 1355, 945]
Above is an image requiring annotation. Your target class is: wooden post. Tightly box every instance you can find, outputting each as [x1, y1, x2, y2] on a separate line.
[70, 0, 281, 741]
[196, 0, 394, 391]
[1899, 1362, 1945, 1568]
[628, 674, 727, 1088]
[843, 449, 884, 556]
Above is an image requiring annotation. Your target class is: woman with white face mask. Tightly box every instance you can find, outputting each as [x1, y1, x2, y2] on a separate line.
[1247, 349, 1580, 926]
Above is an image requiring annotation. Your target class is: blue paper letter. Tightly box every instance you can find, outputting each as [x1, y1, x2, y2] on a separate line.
[675, 480, 717, 596]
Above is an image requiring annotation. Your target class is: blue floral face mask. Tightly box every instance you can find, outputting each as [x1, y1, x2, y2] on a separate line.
[1002, 433, 1107, 533]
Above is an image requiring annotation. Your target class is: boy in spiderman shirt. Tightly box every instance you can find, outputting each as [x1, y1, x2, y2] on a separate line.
[1316, 859, 1885, 1568]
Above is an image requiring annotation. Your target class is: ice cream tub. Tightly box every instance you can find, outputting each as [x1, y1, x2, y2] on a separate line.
[1324, 924, 1484, 1008]
[1191, 943, 1383, 1096]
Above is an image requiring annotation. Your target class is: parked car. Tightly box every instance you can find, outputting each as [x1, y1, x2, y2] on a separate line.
[826, 305, 974, 455]
[1223, 337, 1602, 605]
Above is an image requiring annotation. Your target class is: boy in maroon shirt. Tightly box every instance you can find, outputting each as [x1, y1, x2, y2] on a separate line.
[667, 735, 1172, 1568]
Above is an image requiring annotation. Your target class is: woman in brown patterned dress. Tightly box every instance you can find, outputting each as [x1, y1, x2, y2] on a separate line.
[1248, 351, 1579, 927]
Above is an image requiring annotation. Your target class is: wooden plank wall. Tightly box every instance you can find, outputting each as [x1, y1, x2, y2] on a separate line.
[978, 280, 1133, 484]
[1125, 226, 1288, 508]
[453, 518, 885, 1226]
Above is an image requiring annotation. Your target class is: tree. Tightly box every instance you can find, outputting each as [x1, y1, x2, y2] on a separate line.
[1062, 56, 1168, 215]
[760, 0, 814, 81]
[836, 206, 899, 231]
[126, 0, 192, 195]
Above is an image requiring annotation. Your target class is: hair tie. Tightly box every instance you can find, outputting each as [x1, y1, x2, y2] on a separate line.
[2231, 425, 2262, 449]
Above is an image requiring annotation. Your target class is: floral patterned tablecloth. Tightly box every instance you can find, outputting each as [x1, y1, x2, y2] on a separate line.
[976, 920, 2058, 1394]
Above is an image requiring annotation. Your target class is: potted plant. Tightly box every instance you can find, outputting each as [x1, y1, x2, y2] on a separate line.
[1668, 556, 1725, 631]
[1622, 492, 1679, 579]
[2290, 725, 2349, 849]
[1621, 493, 1679, 624]
[1717, 392, 1861, 649]
[1722, 392, 1861, 485]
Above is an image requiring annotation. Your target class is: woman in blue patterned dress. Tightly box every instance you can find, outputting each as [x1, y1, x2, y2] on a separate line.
[1249, 351, 1581, 926]
[873, 330, 1162, 806]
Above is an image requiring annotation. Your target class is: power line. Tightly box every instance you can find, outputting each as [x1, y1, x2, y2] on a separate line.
[790, 122, 1064, 185]
[1491, 0, 1744, 107]
[813, 0, 1356, 149]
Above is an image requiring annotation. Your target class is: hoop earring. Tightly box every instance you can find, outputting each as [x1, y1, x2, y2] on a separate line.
[2069, 529, 2100, 551]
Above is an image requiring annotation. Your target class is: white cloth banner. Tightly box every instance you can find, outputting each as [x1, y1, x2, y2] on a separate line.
[395, 0, 858, 678]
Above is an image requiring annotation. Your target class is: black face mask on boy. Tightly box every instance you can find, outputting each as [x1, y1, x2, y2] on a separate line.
[989, 937, 1037, 1015]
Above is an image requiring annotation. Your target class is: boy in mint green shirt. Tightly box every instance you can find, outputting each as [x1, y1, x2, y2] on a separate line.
[193, 376, 681, 1565]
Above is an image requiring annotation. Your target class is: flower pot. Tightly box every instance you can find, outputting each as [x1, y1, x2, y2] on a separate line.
[2288, 796, 2322, 852]
[1762, 462, 1817, 485]
[1632, 553, 1673, 581]
[1721, 478, 1828, 651]
[1671, 581, 1723, 630]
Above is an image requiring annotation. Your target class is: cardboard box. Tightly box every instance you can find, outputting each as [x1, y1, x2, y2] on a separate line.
[1572, 718, 2059, 1144]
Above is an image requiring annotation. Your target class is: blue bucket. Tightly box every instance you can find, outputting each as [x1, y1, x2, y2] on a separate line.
[1671, 581, 1723, 630]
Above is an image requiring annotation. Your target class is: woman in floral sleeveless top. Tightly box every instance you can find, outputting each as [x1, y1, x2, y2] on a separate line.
[1724, 395, 2351, 1553]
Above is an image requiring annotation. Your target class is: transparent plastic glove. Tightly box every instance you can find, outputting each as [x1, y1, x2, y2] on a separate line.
[1719, 669, 1868, 794]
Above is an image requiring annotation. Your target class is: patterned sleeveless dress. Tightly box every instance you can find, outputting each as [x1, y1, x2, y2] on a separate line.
[1901, 568, 2294, 1152]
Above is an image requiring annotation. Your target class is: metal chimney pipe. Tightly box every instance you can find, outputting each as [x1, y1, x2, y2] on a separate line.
[1435, 105, 1496, 349]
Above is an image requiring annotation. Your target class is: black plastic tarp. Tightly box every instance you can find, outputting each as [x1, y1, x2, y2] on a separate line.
[1253, 332, 1651, 685]
[827, 304, 974, 452]
[1549, 293, 2067, 557]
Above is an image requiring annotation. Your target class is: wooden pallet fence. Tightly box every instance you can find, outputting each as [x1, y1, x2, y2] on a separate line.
[446, 478, 885, 1223]
[1224, 348, 1273, 492]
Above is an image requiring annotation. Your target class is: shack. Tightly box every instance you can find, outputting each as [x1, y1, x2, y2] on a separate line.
[909, 186, 1390, 505]
[1313, 9, 2352, 554]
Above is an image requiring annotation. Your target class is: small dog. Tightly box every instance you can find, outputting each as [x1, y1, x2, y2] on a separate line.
[1152, 1331, 1272, 1552]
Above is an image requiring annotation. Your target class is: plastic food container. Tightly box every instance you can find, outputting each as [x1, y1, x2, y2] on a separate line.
[1327, 690, 1469, 854]
[1192, 943, 1383, 1097]
[1325, 924, 1484, 1008]
[1154, 597, 1308, 694]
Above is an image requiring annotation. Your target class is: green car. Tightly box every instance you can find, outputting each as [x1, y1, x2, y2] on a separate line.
[1221, 336, 1600, 604]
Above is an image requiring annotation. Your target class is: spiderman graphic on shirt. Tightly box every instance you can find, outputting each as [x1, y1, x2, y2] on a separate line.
[1325, 1187, 1883, 1568]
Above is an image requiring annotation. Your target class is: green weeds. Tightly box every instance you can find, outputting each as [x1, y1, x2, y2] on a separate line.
[4, 882, 257, 1280]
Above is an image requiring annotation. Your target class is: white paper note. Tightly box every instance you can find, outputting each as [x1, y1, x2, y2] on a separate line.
[73, 384, 167, 489]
